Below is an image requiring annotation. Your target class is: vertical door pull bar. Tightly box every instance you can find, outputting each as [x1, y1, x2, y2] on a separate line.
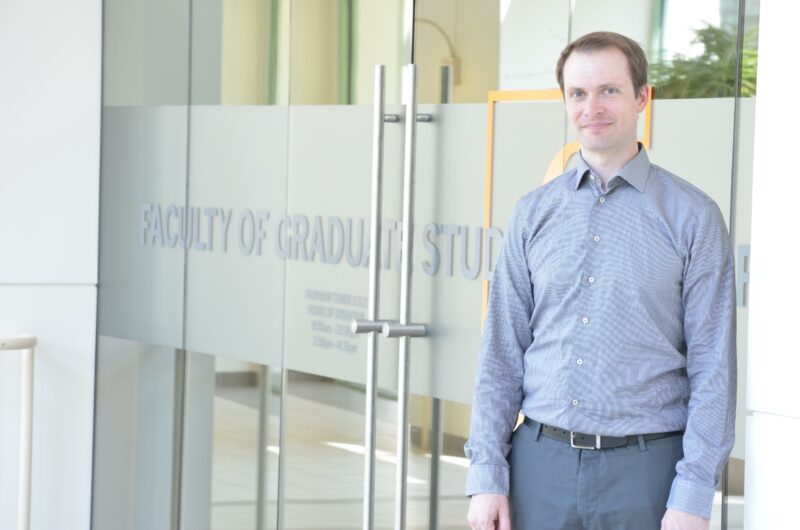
[393, 63, 432, 530]
[351, 64, 389, 530]
[426, 64, 453, 530]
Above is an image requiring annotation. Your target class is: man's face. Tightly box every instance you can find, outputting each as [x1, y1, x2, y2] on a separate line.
[562, 48, 648, 159]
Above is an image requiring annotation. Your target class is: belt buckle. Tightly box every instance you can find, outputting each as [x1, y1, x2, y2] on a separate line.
[570, 432, 601, 450]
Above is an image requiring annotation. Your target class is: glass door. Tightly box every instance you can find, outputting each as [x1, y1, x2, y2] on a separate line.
[280, 1, 413, 529]
[93, 0, 756, 528]
[408, 3, 561, 529]
[407, 1, 754, 529]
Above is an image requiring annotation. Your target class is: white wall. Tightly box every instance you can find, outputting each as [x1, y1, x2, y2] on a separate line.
[745, 0, 800, 527]
[0, 1, 100, 529]
[499, 0, 653, 90]
[500, 0, 568, 89]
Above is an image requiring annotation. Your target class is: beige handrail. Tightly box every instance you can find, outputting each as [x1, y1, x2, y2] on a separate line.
[1, 336, 36, 530]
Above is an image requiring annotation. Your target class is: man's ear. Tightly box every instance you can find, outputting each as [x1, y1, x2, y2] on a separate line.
[636, 84, 649, 112]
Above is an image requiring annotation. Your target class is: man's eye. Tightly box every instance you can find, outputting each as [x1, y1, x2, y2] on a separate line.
[570, 91, 584, 98]
[604, 87, 618, 94]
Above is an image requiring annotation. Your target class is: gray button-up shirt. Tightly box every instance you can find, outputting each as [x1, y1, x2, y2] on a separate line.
[465, 147, 736, 518]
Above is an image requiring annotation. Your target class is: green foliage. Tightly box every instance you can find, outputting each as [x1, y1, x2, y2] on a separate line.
[649, 24, 758, 98]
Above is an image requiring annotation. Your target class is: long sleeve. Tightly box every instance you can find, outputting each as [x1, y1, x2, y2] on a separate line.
[667, 199, 737, 518]
[464, 203, 533, 496]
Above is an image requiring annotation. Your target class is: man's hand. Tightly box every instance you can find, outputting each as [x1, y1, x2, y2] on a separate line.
[661, 508, 710, 530]
[467, 493, 510, 530]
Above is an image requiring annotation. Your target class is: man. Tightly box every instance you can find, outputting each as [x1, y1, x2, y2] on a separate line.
[465, 32, 735, 530]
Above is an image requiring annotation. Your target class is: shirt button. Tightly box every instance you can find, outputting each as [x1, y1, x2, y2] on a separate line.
[576, 359, 584, 365]
[599, 197, 606, 203]
[588, 276, 596, 284]
[572, 399, 579, 406]
[589, 174, 596, 181]
[581, 316, 589, 324]
[593, 235, 600, 242]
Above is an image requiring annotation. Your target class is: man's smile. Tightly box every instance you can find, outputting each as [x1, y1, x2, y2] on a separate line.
[581, 121, 613, 132]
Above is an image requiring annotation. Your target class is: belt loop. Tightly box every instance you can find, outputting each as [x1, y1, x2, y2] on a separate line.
[637, 435, 646, 452]
[533, 421, 543, 441]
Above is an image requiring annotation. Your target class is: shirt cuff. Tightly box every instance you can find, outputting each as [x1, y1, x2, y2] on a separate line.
[465, 464, 509, 497]
[666, 476, 716, 519]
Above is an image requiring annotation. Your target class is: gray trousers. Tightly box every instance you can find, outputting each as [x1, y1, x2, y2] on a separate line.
[509, 421, 683, 530]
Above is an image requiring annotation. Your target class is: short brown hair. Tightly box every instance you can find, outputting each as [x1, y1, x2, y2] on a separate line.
[556, 31, 648, 94]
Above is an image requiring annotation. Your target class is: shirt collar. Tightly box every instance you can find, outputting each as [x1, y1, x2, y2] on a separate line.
[573, 143, 651, 192]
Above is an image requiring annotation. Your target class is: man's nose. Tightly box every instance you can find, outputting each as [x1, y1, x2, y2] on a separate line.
[583, 94, 604, 115]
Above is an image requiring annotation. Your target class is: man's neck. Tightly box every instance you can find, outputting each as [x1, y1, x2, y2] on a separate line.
[582, 144, 639, 189]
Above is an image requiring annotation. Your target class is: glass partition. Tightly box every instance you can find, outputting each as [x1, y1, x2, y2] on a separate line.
[92, 338, 182, 530]
[94, 0, 191, 527]
[181, 0, 291, 527]
[94, 0, 758, 528]
[179, 352, 282, 530]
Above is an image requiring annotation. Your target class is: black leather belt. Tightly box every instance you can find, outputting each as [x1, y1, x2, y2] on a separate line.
[524, 417, 683, 450]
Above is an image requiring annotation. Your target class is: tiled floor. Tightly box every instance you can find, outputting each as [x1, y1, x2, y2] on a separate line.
[211, 377, 469, 530]
[209, 377, 742, 530]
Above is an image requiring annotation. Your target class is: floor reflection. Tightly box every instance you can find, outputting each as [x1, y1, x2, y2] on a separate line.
[210, 375, 742, 530]
[212, 374, 469, 530]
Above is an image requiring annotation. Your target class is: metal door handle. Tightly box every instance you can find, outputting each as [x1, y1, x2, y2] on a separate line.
[359, 64, 432, 530]
[384, 113, 432, 123]
[351, 319, 390, 334]
[354, 320, 427, 337]
[382, 323, 427, 338]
